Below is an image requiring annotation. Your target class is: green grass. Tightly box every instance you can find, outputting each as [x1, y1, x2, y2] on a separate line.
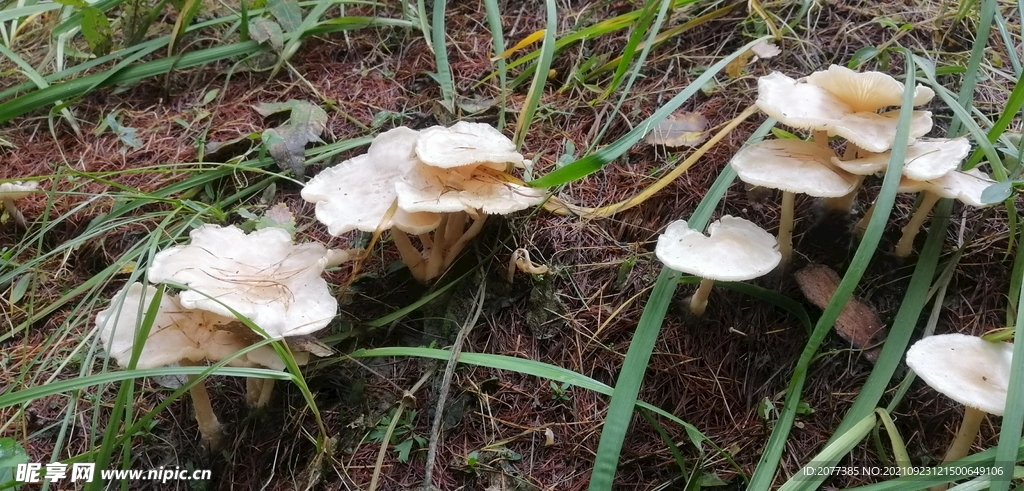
[2, 0, 1023, 488]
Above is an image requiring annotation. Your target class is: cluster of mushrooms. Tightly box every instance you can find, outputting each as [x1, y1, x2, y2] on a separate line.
[87, 66, 1013, 469]
[94, 123, 545, 447]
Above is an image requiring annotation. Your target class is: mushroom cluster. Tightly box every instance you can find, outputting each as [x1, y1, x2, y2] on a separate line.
[1, 180, 40, 228]
[301, 122, 546, 282]
[96, 223, 340, 448]
[732, 65, 995, 260]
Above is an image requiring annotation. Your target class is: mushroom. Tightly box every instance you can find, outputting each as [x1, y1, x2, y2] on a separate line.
[757, 66, 935, 153]
[0, 180, 39, 228]
[147, 224, 337, 339]
[147, 224, 334, 405]
[830, 138, 971, 239]
[96, 283, 307, 448]
[302, 123, 545, 282]
[655, 216, 781, 315]
[730, 139, 860, 265]
[892, 168, 996, 257]
[906, 333, 1012, 468]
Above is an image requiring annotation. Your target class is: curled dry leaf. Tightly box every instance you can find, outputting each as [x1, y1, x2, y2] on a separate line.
[544, 427, 555, 447]
[794, 264, 886, 361]
[644, 110, 709, 148]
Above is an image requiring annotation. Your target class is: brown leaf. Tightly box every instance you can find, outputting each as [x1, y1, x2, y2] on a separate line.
[644, 110, 709, 147]
[794, 264, 887, 361]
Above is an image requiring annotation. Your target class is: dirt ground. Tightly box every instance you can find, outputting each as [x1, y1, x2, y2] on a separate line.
[1, 0, 1021, 489]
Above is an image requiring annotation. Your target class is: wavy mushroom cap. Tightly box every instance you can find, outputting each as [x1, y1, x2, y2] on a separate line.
[0, 181, 40, 200]
[415, 121, 525, 168]
[655, 216, 781, 281]
[906, 333, 1012, 415]
[96, 283, 289, 369]
[757, 71, 933, 153]
[148, 225, 337, 338]
[395, 164, 546, 215]
[806, 65, 935, 113]
[300, 126, 441, 235]
[898, 167, 997, 207]
[730, 139, 860, 197]
[831, 138, 971, 181]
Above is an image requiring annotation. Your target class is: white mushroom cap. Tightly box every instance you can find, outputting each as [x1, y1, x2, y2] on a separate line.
[831, 138, 971, 181]
[757, 71, 933, 153]
[301, 126, 441, 235]
[0, 181, 39, 200]
[730, 139, 860, 197]
[147, 225, 337, 338]
[806, 65, 935, 112]
[655, 216, 781, 281]
[898, 168, 996, 207]
[395, 164, 546, 215]
[96, 283, 288, 369]
[415, 122, 525, 168]
[906, 333, 1012, 415]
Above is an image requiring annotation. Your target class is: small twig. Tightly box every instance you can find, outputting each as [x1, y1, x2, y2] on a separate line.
[422, 278, 486, 490]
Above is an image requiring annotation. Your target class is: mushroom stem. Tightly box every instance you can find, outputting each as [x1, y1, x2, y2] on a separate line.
[895, 191, 941, 257]
[822, 176, 864, 211]
[2, 197, 26, 228]
[424, 215, 449, 281]
[245, 377, 276, 408]
[813, 130, 830, 150]
[778, 191, 796, 266]
[855, 201, 876, 238]
[443, 214, 488, 274]
[392, 231, 428, 282]
[188, 375, 223, 450]
[927, 406, 987, 491]
[689, 278, 715, 315]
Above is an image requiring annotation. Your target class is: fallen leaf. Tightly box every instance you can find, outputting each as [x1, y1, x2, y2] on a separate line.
[255, 100, 327, 177]
[644, 110, 709, 147]
[794, 264, 887, 361]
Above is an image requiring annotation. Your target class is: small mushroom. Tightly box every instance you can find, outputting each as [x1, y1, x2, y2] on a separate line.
[0, 180, 39, 228]
[655, 216, 781, 315]
[96, 283, 306, 448]
[730, 139, 860, 265]
[893, 168, 996, 257]
[757, 67, 934, 153]
[906, 333, 1012, 468]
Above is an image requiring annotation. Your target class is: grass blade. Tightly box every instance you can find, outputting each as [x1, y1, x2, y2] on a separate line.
[429, 0, 454, 112]
[512, 0, 556, 150]
[528, 35, 770, 188]
[748, 50, 918, 490]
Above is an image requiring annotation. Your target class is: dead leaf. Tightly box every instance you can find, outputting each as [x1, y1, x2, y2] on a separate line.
[255, 100, 327, 178]
[725, 50, 753, 78]
[794, 264, 887, 361]
[286, 335, 335, 357]
[644, 110, 709, 147]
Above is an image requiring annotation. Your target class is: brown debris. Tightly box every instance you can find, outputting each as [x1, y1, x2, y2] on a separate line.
[794, 264, 887, 361]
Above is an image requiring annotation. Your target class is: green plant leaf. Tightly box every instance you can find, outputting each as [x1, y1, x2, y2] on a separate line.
[81, 7, 114, 56]
[248, 17, 284, 51]
[255, 100, 327, 177]
[981, 180, 1014, 204]
[0, 438, 28, 488]
[268, 0, 302, 32]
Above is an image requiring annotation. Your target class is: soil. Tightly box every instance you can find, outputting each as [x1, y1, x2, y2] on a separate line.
[1, 0, 1021, 490]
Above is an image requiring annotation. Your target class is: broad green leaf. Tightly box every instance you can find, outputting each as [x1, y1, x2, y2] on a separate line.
[981, 181, 1014, 204]
[81, 7, 114, 56]
[249, 17, 285, 51]
[256, 100, 327, 176]
[9, 274, 31, 304]
[0, 438, 28, 488]
[268, 0, 302, 32]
